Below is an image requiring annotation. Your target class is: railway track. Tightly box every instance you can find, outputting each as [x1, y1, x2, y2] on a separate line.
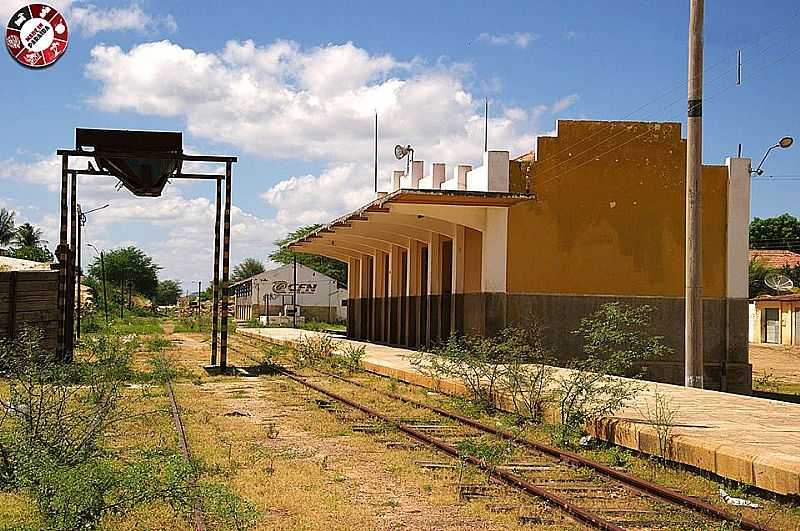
[228, 334, 772, 531]
[166, 379, 206, 531]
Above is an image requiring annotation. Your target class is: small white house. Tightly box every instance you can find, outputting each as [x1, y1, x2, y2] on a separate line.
[231, 263, 347, 322]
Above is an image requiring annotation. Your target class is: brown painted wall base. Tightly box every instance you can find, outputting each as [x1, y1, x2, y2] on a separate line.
[346, 292, 752, 394]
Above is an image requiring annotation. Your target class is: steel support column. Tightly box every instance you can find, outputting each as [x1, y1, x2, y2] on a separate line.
[220, 162, 232, 370]
[211, 177, 222, 365]
[56, 155, 68, 358]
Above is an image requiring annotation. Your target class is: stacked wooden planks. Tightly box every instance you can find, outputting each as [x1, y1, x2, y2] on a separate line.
[0, 270, 60, 351]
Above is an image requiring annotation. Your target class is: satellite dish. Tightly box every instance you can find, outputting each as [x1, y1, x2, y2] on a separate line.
[395, 144, 410, 160]
[765, 273, 794, 293]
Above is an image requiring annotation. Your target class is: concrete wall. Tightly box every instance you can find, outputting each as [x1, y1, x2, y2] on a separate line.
[507, 121, 727, 298]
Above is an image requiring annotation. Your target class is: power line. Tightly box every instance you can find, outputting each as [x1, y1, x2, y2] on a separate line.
[531, 41, 800, 189]
[524, 8, 800, 178]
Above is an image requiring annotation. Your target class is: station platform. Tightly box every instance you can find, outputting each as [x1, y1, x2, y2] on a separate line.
[237, 327, 800, 497]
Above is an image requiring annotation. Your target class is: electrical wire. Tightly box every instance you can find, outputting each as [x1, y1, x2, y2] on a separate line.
[522, 7, 800, 178]
[530, 41, 800, 190]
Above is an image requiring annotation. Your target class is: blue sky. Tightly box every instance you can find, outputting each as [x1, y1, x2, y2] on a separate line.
[1, 0, 798, 288]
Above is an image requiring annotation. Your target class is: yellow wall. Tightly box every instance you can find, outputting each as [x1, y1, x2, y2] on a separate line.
[754, 300, 800, 345]
[507, 120, 727, 298]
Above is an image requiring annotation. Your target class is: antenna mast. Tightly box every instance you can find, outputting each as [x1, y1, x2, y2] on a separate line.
[374, 111, 378, 194]
[484, 98, 489, 152]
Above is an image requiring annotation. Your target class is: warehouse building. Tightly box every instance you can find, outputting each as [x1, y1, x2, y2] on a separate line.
[288, 120, 752, 393]
[231, 263, 347, 322]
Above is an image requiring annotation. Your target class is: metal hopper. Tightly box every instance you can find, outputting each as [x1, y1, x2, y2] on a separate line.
[75, 128, 183, 197]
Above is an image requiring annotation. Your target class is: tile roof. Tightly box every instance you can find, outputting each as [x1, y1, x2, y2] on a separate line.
[749, 249, 800, 269]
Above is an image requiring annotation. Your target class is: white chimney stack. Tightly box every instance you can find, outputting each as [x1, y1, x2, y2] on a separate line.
[392, 170, 404, 191]
[432, 163, 446, 189]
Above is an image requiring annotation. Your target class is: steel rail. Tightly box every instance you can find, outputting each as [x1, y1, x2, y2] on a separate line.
[313, 369, 770, 531]
[229, 335, 771, 531]
[279, 367, 624, 531]
[166, 380, 206, 531]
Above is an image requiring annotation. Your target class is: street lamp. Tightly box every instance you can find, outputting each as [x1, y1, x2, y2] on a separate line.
[76, 203, 109, 337]
[751, 136, 794, 176]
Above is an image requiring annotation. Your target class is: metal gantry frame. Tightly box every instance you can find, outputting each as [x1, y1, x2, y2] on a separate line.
[55, 148, 237, 371]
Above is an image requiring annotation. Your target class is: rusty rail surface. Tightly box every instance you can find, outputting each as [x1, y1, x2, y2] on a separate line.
[315, 369, 770, 531]
[166, 380, 206, 531]
[279, 368, 625, 531]
[229, 334, 772, 531]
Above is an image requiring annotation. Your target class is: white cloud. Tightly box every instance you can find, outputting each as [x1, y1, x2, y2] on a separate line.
[83, 38, 576, 250]
[85, 39, 538, 165]
[261, 163, 375, 227]
[551, 93, 579, 113]
[0, 1, 176, 36]
[477, 32, 537, 49]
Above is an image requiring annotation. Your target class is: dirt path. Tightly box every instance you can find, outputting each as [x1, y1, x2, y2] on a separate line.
[749, 344, 800, 391]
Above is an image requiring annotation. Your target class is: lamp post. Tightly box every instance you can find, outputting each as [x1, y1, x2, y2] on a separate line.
[751, 136, 794, 176]
[87, 243, 108, 326]
[76, 203, 109, 338]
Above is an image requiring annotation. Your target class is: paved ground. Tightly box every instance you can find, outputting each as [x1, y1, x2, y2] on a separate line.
[238, 327, 800, 497]
[750, 344, 800, 391]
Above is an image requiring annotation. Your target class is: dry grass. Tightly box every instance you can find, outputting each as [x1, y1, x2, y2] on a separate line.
[169, 333, 553, 530]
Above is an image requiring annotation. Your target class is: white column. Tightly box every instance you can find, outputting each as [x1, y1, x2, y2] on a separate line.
[726, 157, 751, 299]
[481, 208, 508, 292]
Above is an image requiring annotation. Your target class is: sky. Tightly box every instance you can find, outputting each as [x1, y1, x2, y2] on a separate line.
[1, 0, 798, 291]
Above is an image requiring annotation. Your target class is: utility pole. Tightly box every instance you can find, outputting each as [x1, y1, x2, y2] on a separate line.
[100, 250, 108, 325]
[76, 204, 82, 339]
[685, 0, 704, 388]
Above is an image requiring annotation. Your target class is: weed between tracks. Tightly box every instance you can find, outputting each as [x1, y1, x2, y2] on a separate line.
[167, 329, 566, 529]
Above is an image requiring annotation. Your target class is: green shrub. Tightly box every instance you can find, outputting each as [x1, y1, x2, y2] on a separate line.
[455, 438, 512, 483]
[551, 303, 669, 446]
[572, 302, 671, 377]
[293, 334, 338, 368]
[197, 482, 259, 530]
[411, 328, 540, 411]
[172, 315, 211, 333]
[499, 325, 555, 424]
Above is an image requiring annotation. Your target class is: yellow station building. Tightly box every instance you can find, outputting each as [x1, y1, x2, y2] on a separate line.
[288, 120, 753, 393]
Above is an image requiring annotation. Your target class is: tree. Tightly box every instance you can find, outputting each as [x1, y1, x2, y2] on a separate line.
[155, 280, 182, 306]
[0, 208, 15, 249]
[269, 225, 347, 285]
[87, 246, 161, 299]
[7, 221, 53, 263]
[14, 222, 46, 248]
[11, 245, 54, 263]
[231, 257, 265, 282]
[750, 213, 800, 252]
